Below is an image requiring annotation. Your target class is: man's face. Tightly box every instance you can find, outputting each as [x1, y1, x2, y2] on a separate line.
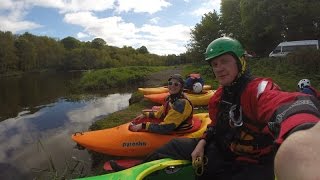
[210, 54, 239, 86]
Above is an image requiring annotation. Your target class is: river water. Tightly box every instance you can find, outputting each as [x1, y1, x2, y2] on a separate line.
[0, 72, 133, 179]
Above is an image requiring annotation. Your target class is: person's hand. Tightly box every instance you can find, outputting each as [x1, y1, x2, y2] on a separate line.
[131, 114, 145, 124]
[136, 114, 145, 120]
[129, 123, 143, 132]
[191, 139, 206, 162]
[275, 122, 320, 180]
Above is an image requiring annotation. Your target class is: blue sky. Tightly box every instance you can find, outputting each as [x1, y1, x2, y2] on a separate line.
[0, 0, 221, 55]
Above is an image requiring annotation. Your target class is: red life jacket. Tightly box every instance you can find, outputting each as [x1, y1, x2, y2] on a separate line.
[205, 77, 320, 163]
[211, 78, 276, 163]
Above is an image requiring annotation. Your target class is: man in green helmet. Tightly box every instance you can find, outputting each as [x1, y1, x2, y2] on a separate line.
[110, 37, 320, 180]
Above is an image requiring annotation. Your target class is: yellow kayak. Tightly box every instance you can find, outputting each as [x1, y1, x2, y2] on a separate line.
[144, 90, 216, 106]
[138, 85, 212, 95]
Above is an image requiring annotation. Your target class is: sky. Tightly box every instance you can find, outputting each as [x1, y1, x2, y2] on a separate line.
[0, 0, 221, 55]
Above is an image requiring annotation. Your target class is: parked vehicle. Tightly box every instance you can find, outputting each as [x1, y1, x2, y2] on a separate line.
[269, 40, 320, 57]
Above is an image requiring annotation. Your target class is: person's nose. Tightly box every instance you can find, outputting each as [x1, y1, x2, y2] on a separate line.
[212, 63, 224, 73]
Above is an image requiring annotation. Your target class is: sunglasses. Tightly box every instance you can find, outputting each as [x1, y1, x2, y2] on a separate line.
[168, 81, 180, 87]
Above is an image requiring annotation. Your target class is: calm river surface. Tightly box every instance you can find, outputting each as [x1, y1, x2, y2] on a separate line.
[0, 72, 133, 179]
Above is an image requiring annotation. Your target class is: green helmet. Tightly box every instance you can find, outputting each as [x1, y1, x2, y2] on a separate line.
[205, 37, 245, 62]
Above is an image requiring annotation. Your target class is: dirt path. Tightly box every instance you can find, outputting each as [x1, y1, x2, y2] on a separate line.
[144, 66, 183, 87]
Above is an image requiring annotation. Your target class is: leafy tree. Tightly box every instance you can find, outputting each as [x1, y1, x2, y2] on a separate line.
[240, 0, 283, 55]
[137, 46, 149, 54]
[60, 36, 81, 50]
[187, 11, 222, 62]
[0, 31, 18, 73]
[15, 37, 36, 71]
[91, 38, 107, 49]
[221, 0, 244, 41]
[282, 0, 320, 40]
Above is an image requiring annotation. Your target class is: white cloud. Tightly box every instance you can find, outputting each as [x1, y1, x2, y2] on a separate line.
[0, 0, 116, 32]
[139, 24, 190, 42]
[58, 0, 115, 13]
[0, 0, 14, 10]
[192, 0, 221, 16]
[64, 11, 191, 55]
[149, 17, 160, 24]
[0, 0, 194, 55]
[0, 16, 42, 33]
[115, 0, 171, 14]
[136, 24, 191, 55]
[77, 32, 90, 39]
[27, 0, 115, 12]
[64, 11, 137, 45]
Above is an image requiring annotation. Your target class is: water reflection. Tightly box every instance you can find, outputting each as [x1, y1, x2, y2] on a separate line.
[0, 72, 81, 122]
[0, 93, 131, 179]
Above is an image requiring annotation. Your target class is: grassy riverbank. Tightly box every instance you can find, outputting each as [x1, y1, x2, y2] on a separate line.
[76, 66, 169, 91]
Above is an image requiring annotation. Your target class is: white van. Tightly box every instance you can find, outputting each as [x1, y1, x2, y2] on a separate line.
[269, 40, 319, 57]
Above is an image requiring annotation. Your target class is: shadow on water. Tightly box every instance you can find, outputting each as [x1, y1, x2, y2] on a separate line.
[0, 71, 138, 122]
[0, 162, 31, 179]
[0, 71, 81, 122]
[0, 71, 137, 179]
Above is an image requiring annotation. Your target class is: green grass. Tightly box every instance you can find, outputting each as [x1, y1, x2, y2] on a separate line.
[249, 55, 320, 91]
[77, 66, 169, 91]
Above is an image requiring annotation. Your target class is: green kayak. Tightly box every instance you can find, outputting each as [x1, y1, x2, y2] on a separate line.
[75, 158, 195, 180]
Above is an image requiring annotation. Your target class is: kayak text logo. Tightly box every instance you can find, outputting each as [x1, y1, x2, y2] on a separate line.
[122, 141, 147, 147]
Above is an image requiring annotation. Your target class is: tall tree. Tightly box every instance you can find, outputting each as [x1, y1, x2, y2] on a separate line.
[137, 46, 149, 54]
[60, 36, 81, 50]
[240, 0, 283, 55]
[187, 11, 222, 62]
[91, 38, 106, 49]
[15, 37, 36, 71]
[0, 31, 18, 73]
[220, 0, 244, 42]
[283, 0, 320, 40]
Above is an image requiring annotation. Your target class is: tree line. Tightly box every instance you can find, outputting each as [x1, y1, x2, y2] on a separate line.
[0, 32, 189, 75]
[1, 0, 319, 74]
[186, 0, 320, 62]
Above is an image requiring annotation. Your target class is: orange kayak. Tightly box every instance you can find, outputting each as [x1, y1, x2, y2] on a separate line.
[138, 85, 212, 95]
[71, 113, 211, 157]
[144, 90, 216, 106]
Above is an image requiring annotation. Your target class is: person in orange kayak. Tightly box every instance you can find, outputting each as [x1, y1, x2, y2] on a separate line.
[128, 74, 194, 134]
[111, 37, 320, 179]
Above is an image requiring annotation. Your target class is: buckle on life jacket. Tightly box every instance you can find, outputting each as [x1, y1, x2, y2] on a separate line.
[229, 105, 243, 127]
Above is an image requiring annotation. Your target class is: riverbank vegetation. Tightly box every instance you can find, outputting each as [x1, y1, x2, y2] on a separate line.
[76, 66, 168, 91]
